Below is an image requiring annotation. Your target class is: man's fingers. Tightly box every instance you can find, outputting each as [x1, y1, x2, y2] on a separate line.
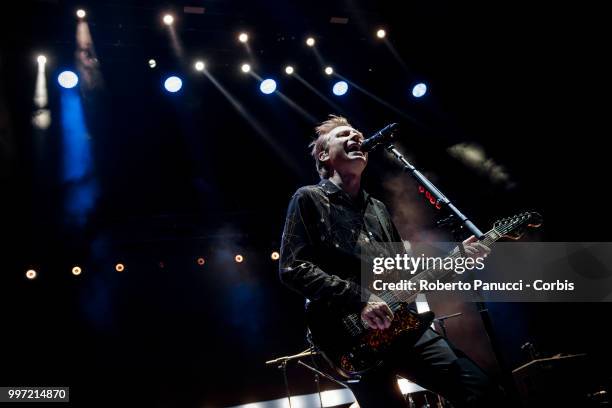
[376, 316, 391, 330]
[361, 301, 394, 330]
[367, 314, 384, 330]
[373, 308, 392, 328]
[364, 310, 391, 330]
[463, 242, 491, 258]
[474, 242, 491, 254]
[467, 242, 491, 258]
[374, 315, 387, 330]
[372, 309, 387, 324]
[381, 304, 394, 320]
[463, 235, 478, 244]
[363, 311, 378, 329]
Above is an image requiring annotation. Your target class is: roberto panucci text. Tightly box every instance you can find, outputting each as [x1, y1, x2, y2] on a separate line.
[372, 279, 575, 292]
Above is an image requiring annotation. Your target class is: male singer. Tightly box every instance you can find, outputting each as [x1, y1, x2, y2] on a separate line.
[279, 115, 505, 407]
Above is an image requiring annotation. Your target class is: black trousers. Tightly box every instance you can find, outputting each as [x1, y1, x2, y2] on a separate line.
[348, 329, 507, 408]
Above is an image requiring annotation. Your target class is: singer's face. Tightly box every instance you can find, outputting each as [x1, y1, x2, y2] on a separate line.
[321, 125, 367, 176]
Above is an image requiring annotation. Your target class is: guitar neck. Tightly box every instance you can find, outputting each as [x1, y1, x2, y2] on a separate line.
[380, 228, 503, 308]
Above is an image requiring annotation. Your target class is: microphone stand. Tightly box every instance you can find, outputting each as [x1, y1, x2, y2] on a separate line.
[385, 144, 485, 239]
[266, 348, 351, 408]
[384, 141, 521, 403]
[266, 349, 318, 408]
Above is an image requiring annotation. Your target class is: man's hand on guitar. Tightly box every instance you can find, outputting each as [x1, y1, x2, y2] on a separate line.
[462, 235, 491, 258]
[361, 294, 394, 330]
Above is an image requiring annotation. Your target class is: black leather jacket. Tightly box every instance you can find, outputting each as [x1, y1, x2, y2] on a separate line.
[279, 178, 403, 313]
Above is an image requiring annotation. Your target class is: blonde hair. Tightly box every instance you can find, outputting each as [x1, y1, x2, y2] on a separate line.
[309, 115, 352, 178]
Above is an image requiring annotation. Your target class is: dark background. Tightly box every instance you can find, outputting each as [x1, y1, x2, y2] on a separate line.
[1, 0, 610, 406]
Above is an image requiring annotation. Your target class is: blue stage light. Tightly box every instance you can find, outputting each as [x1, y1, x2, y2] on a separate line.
[412, 82, 427, 98]
[260, 79, 277, 94]
[59, 85, 98, 226]
[164, 76, 183, 93]
[332, 81, 348, 96]
[58, 71, 79, 89]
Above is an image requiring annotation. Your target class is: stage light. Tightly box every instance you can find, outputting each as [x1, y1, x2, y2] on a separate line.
[324, 66, 334, 75]
[260, 79, 277, 94]
[34, 55, 50, 129]
[72, 266, 82, 276]
[320, 390, 347, 407]
[235, 254, 244, 263]
[148, 59, 157, 68]
[284, 65, 294, 75]
[164, 76, 182, 93]
[412, 82, 427, 98]
[115, 263, 125, 272]
[241, 63, 251, 73]
[376, 28, 386, 39]
[57, 70, 79, 89]
[397, 378, 424, 395]
[196, 257, 206, 266]
[26, 269, 37, 280]
[76, 9, 86, 18]
[271, 251, 280, 260]
[238, 32, 249, 43]
[332, 81, 348, 96]
[163, 14, 174, 25]
[306, 37, 315, 47]
[194, 60, 205, 71]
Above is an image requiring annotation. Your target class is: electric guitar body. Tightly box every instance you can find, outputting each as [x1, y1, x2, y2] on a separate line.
[306, 300, 434, 379]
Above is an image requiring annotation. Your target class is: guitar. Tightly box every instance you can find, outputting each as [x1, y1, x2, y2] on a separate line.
[305, 212, 542, 380]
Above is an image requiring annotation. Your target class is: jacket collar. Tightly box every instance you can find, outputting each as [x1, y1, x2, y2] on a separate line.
[318, 178, 370, 205]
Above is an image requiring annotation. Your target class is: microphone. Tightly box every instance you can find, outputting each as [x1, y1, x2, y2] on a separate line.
[361, 123, 399, 152]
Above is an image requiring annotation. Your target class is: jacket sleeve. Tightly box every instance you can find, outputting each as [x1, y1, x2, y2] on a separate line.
[279, 189, 366, 312]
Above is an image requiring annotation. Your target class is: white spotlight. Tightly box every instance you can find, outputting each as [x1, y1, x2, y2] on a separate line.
[76, 9, 86, 19]
[260, 79, 277, 94]
[412, 82, 427, 98]
[306, 37, 315, 47]
[284, 65, 294, 75]
[333, 81, 348, 96]
[164, 76, 183, 93]
[376, 29, 386, 39]
[241, 63, 251, 73]
[32, 110, 51, 130]
[163, 14, 174, 25]
[194, 60, 205, 71]
[37, 55, 47, 64]
[324, 66, 334, 75]
[57, 71, 79, 89]
[238, 33, 249, 43]
[148, 59, 157, 68]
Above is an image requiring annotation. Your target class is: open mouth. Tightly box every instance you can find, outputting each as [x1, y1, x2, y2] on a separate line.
[345, 142, 365, 157]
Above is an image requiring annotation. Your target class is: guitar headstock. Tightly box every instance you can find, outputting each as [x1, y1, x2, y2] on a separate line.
[493, 212, 543, 240]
